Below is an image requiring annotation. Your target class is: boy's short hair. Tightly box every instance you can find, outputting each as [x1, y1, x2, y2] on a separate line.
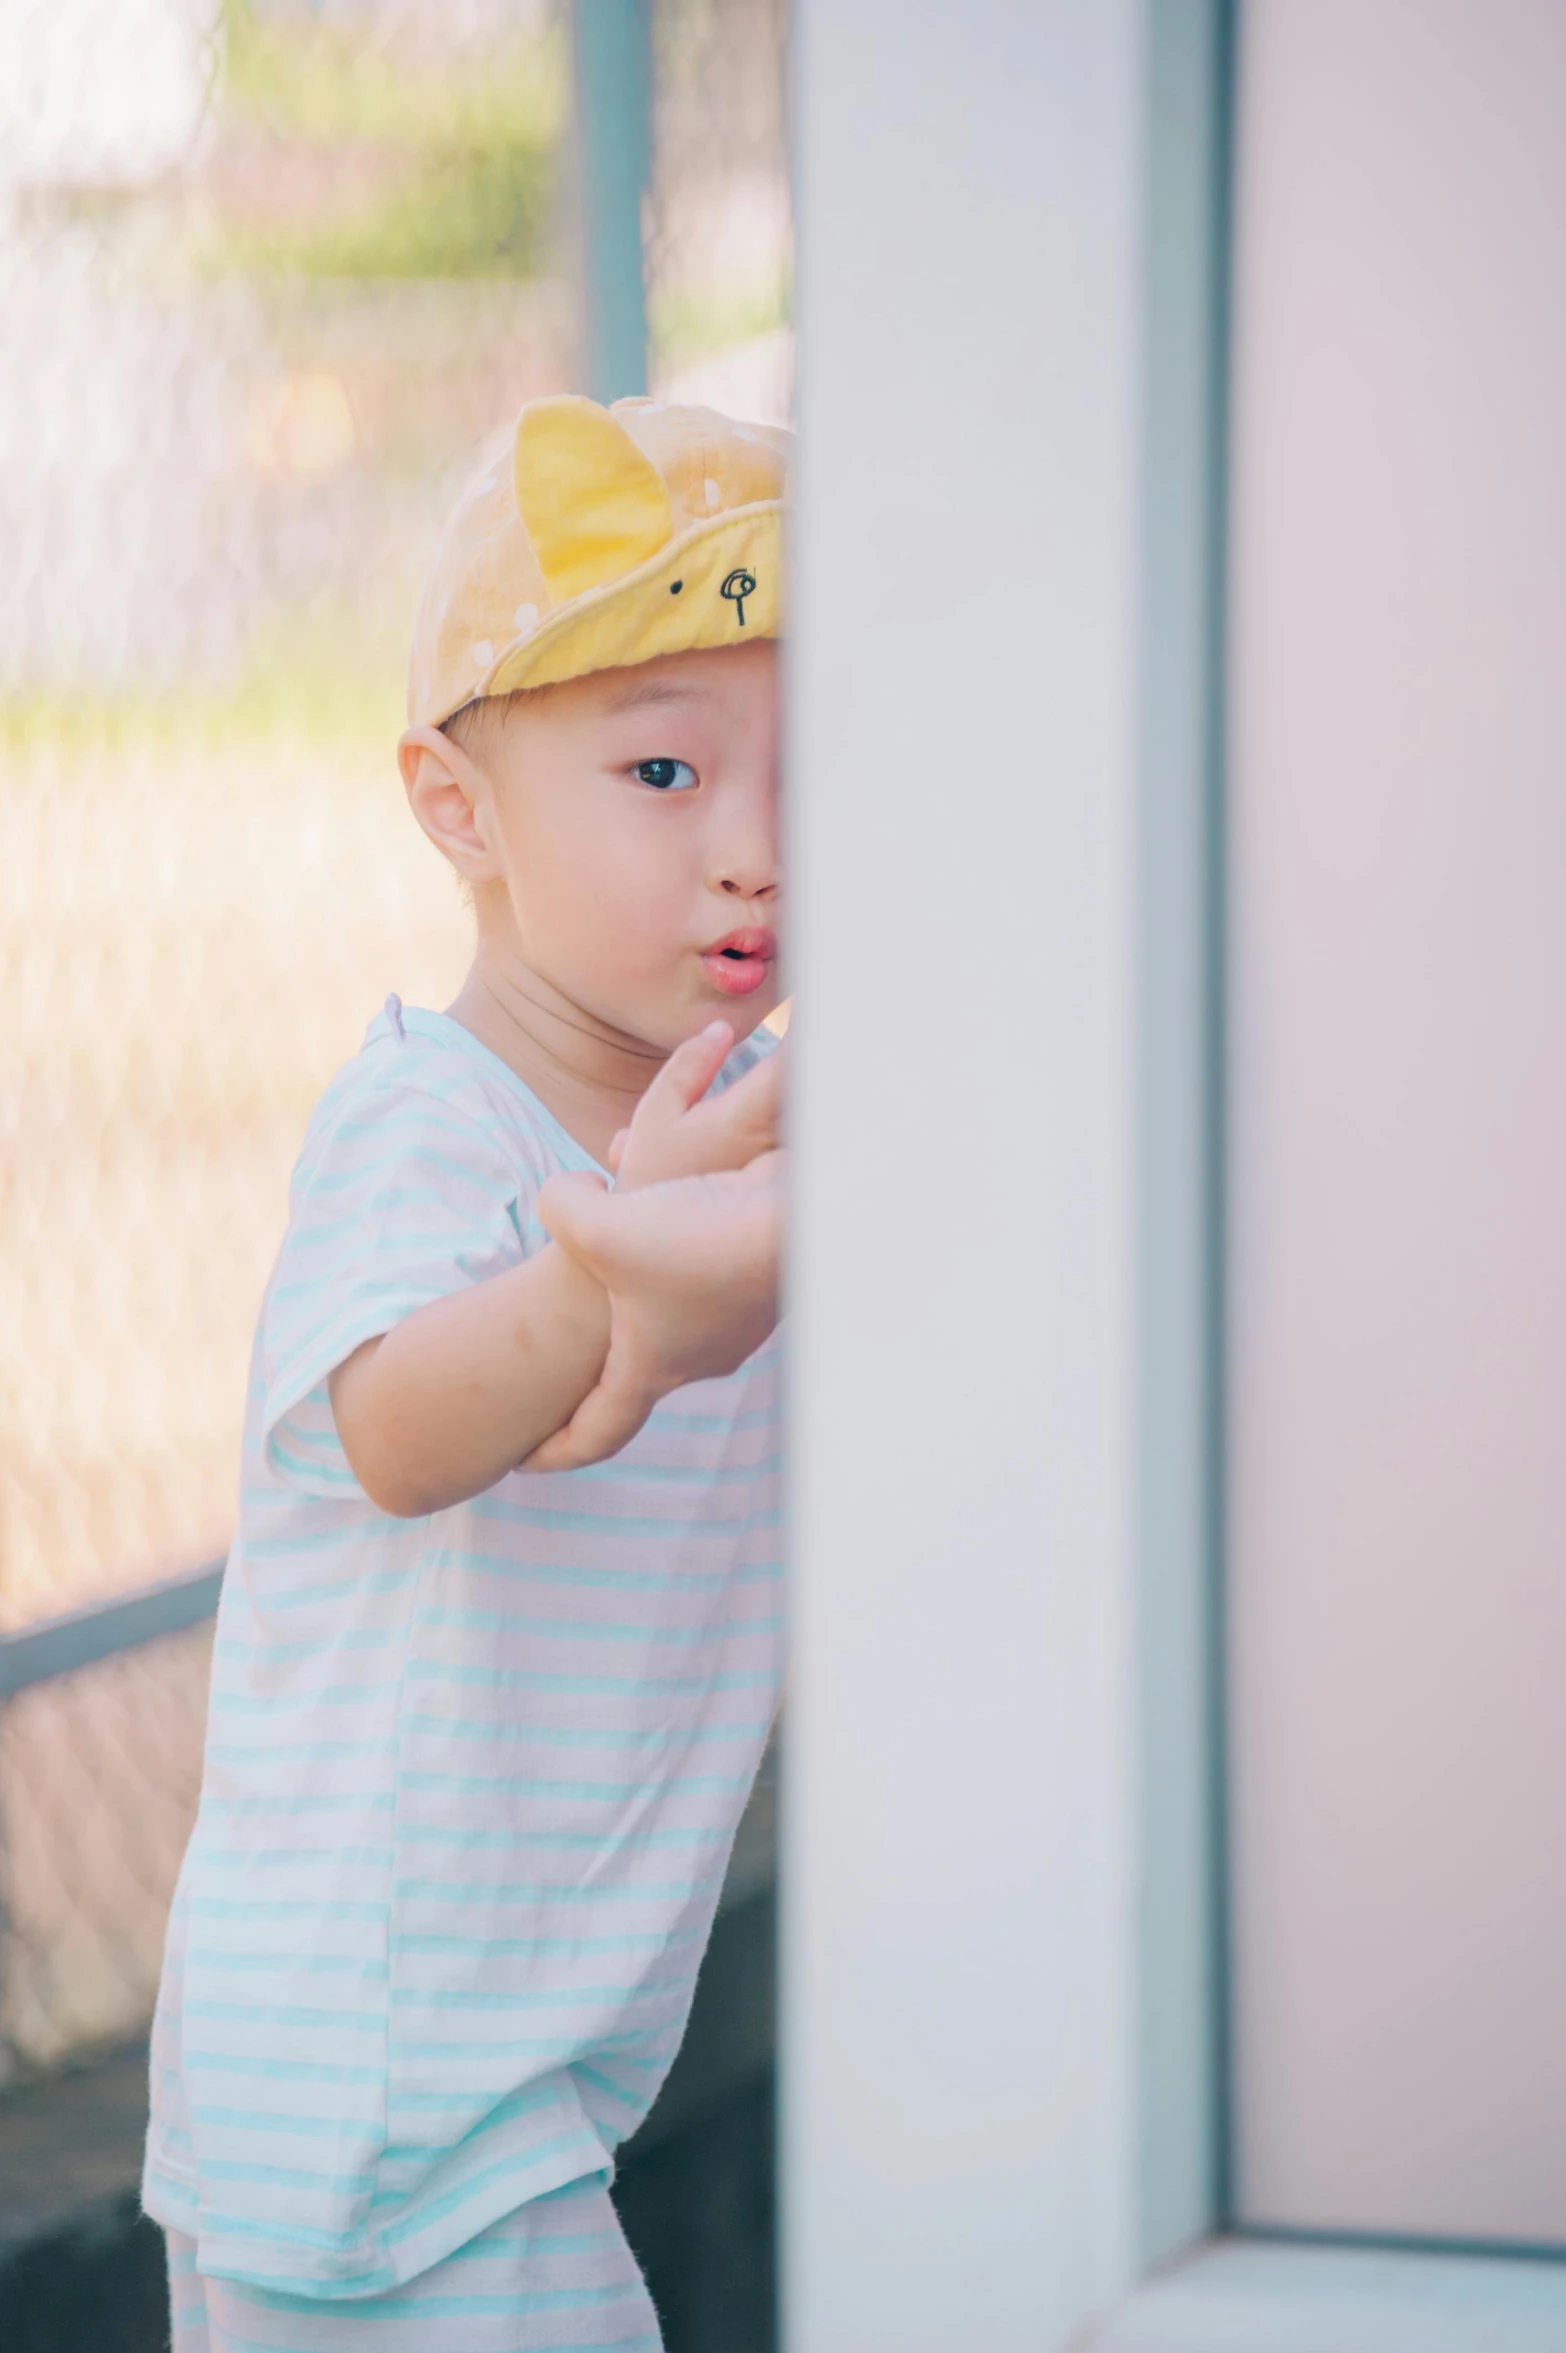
[408, 395, 790, 733]
[438, 691, 527, 757]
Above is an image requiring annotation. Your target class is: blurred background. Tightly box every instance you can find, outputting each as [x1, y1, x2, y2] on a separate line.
[0, 3, 787, 2344]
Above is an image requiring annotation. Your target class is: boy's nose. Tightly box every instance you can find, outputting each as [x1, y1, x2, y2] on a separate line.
[708, 825, 780, 903]
[717, 866, 779, 900]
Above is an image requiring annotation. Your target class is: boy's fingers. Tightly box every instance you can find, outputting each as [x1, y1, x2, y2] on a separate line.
[521, 1420, 589, 1473]
[536, 1170, 613, 1269]
[633, 1022, 734, 1139]
[607, 1129, 628, 1175]
[661, 1046, 783, 1175]
[538, 1170, 609, 1210]
[739, 1147, 786, 1190]
[522, 1366, 654, 1472]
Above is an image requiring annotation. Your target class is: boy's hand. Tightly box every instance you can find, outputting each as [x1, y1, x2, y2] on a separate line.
[521, 1151, 785, 1473]
[610, 1021, 784, 1190]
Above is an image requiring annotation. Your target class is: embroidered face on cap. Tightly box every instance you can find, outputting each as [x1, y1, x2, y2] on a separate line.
[407, 394, 790, 730]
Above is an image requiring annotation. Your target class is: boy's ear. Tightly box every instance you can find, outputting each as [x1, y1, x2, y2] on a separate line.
[398, 725, 499, 882]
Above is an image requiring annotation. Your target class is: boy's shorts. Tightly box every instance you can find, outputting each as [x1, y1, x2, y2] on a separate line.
[165, 2173, 661, 2353]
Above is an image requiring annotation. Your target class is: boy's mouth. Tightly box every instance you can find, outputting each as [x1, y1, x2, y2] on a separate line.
[701, 927, 777, 998]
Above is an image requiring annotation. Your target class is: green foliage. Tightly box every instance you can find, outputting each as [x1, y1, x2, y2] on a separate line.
[215, 0, 564, 282]
[245, 144, 554, 282]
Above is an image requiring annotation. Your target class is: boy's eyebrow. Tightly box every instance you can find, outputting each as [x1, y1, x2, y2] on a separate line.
[598, 677, 707, 715]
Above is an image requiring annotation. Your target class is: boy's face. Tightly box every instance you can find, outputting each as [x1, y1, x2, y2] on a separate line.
[413, 639, 781, 1052]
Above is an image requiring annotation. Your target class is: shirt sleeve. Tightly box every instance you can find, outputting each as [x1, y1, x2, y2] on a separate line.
[258, 1079, 529, 1497]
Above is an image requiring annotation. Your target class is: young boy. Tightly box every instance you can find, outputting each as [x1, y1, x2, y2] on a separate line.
[143, 393, 790, 2350]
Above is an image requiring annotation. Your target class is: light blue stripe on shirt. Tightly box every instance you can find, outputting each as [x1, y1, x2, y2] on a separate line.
[144, 1006, 782, 2299]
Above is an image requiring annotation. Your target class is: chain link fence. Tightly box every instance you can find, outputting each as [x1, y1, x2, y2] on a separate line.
[0, 0, 790, 2084]
[647, 0, 791, 420]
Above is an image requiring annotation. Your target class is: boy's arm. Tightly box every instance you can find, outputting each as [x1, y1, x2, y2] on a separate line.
[329, 1245, 611, 1518]
[521, 1150, 784, 1474]
[329, 1023, 782, 1516]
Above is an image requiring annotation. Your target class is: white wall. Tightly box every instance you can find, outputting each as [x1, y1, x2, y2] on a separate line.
[1227, 0, 1566, 2245]
[784, 4, 1149, 2344]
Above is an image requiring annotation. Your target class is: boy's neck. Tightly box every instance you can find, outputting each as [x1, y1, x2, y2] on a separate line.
[445, 948, 665, 1170]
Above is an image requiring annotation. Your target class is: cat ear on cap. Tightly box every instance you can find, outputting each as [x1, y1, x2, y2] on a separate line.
[516, 396, 675, 606]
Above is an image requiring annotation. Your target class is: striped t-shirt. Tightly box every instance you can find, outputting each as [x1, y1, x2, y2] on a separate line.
[143, 1005, 783, 2296]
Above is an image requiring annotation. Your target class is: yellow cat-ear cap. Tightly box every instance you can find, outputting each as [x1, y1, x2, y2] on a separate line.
[406, 393, 790, 728]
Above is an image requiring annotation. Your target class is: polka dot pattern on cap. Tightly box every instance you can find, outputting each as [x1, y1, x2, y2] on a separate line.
[406, 394, 790, 728]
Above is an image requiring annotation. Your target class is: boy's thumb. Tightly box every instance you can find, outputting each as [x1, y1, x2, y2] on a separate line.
[537, 1170, 612, 1262]
[642, 1021, 733, 1127]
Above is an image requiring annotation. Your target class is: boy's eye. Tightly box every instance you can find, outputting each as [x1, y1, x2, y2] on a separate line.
[634, 757, 698, 793]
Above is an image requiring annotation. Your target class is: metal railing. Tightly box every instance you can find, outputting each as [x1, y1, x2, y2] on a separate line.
[0, 1570, 223, 2082]
[0, 1565, 224, 2069]
[0, 1566, 223, 1707]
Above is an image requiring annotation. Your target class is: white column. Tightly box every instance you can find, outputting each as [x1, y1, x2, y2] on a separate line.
[784, 5, 1155, 2345]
